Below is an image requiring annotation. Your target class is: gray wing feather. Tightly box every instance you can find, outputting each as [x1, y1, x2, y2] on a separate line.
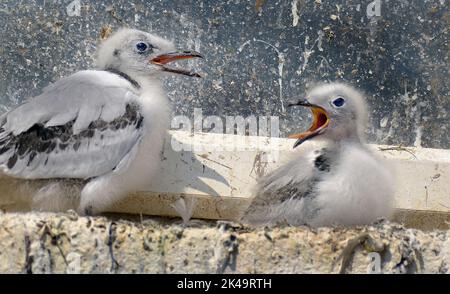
[0, 70, 144, 179]
[3, 71, 134, 135]
[240, 151, 320, 225]
[256, 156, 317, 201]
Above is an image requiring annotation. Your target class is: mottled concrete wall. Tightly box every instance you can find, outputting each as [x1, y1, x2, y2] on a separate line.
[0, 0, 448, 148]
[0, 212, 448, 274]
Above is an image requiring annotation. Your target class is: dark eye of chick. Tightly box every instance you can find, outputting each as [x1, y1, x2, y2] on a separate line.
[332, 97, 345, 107]
[135, 42, 152, 54]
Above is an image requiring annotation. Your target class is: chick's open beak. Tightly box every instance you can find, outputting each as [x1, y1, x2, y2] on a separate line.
[151, 50, 203, 77]
[288, 99, 330, 148]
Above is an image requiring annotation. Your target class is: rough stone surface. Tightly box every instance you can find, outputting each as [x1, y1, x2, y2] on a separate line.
[0, 212, 448, 274]
[0, 0, 448, 149]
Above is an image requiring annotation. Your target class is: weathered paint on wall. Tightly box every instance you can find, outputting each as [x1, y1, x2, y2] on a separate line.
[0, 0, 448, 149]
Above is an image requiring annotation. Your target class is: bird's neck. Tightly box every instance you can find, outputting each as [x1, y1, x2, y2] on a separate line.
[104, 68, 141, 89]
[100, 67, 169, 122]
[134, 76, 163, 91]
[321, 133, 364, 152]
[342, 133, 363, 144]
[136, 77, 170, 116]
[323, 124, 364, 145]
[103, 67, 163, 92]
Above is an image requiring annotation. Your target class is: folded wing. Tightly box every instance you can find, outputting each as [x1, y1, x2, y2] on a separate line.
[0, 70, 144, 179]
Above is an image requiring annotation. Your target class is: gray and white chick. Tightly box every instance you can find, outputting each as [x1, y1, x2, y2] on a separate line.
[240, 83, 394, 227]
[0, 28, 202, 214]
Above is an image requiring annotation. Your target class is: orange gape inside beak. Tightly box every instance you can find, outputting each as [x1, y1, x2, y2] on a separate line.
[289, 107, 330, 146]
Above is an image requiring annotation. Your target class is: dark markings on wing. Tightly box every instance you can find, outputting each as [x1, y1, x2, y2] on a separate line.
[243, 148, 336, 224]
[0, 103, 144, 169]
[279, 149, 332, 201]
[252, 148, 334, 207]
[276, 179, 317, 203]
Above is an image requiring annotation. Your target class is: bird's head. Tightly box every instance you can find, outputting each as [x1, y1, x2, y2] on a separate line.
[288, 83, 368, 148]
[95, 28, 203, 80]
